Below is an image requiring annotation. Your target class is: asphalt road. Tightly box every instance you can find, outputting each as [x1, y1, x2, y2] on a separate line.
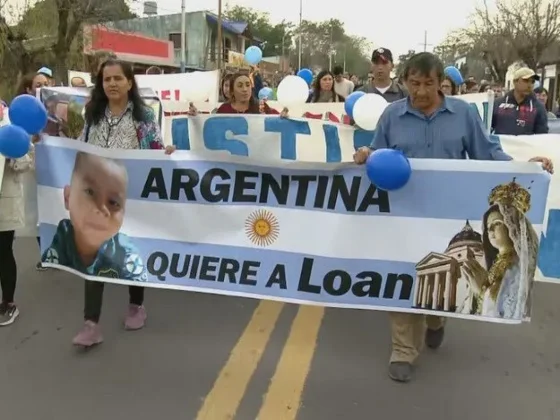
[2, 237, 560, 420]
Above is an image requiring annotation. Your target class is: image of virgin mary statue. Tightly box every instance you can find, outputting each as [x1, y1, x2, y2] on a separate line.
[461, 179, 538, 320]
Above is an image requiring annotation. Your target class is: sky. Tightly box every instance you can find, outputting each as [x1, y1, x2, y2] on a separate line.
[3, 0, 492, 59]
[137, 0, 494, 58]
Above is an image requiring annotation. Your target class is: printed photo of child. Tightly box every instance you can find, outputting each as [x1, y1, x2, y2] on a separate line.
[42, 152, 147, 282]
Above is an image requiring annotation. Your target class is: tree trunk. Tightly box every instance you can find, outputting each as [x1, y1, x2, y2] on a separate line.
[53, 3, 70, 85]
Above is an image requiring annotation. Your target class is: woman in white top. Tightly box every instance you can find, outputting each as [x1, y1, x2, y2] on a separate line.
[0, 146, 34, 326]
[15, 73, 50, 271]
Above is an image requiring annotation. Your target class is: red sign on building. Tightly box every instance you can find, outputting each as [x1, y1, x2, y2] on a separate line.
[83, 24, 176, 67]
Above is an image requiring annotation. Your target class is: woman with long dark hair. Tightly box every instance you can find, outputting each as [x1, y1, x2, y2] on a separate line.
[307, 70, 344, 103]
[215, 72, 288, 115]
[72, 59, 175, 348]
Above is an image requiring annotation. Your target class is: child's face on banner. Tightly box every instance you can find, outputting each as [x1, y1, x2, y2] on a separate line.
[64, 155, 128, 248]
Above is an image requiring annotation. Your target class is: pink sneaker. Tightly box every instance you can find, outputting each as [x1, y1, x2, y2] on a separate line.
[72, 321, 103, 347]
[124, 305, 147, 330]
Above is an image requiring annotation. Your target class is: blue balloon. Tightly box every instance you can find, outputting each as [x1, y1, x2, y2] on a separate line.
[244, 46, 263, 65]
[344, 91, 365, 118]
[258, 87, 273, 100]
[366, 149, 411, 191]
[444, 66, 464, 86]
[9, 94, 47, 135]
[297, 68, 313, 85]
[0, 125, 31, 159]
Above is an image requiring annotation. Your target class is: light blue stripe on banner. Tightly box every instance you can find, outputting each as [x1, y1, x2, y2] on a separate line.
[35, 144, 549, 223]
[39, 223, 414, 308]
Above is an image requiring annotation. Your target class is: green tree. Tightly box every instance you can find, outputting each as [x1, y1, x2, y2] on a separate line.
[7, 0, 134, 81]
[395, 50, 416, 77]
[495, 0, 560, 69]
[437, 0, 560, 83]
[222, 7, 370, 75]
[341, 35, 373, 76]
[292, 18, 371, 75]
[223, 5, 293, 57]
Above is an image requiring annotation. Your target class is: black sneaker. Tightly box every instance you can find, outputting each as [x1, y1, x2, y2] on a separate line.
[0, 302, 19, 326]
[36, 262, 47, 271]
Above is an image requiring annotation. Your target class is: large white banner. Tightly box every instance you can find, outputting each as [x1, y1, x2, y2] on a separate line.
[163, 92, 494, 132]
[36, 137, 549, 323]
[135, 71, 220, 103]
[21, 81, 560, 285]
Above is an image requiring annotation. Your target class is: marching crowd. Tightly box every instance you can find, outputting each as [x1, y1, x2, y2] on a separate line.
[0, 47, 554, 384]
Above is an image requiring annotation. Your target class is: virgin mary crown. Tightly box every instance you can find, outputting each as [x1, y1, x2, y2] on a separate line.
[488, 178, 531, 214]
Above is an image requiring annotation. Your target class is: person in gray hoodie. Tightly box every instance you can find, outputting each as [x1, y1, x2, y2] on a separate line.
[358, 48, 407, 103]
[492, 68, 548, 135]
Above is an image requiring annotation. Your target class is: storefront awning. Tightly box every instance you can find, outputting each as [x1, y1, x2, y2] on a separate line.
[83, 25, 177, 68]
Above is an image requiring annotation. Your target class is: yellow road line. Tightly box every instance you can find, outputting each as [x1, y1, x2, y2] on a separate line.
[256, 305, 325, 420]
[195, 300, 284, 420]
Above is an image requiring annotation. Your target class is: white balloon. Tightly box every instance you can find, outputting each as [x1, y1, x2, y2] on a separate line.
[352, 93, 389, 131]
[276, 75, 309, 104]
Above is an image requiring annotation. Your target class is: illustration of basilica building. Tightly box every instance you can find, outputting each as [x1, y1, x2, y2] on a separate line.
[413, 221, 485, 314]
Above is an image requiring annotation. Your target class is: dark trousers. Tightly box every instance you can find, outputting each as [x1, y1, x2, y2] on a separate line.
[84, 281, 144, 323]
[0, 231, 17, 303]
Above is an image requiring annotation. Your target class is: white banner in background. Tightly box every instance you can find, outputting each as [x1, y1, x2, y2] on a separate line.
[135, 71, 220, 103]
[163, 91, 494, 132]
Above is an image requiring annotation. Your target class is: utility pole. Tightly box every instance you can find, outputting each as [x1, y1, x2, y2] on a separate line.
[328, 24, 333, 71]
[180, 0, 186, 72]
[297, 0, 302, 69]
[217, 0, 223, 71]
[281, 31, 286, 72]
[418, 30, 433, 52]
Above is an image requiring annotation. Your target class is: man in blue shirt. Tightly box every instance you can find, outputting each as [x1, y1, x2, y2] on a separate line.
[353, 52, 553, 383]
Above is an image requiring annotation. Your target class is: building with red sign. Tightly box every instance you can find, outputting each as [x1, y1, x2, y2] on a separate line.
[106, 10, 260, 71]
[83, 24, 179, 74]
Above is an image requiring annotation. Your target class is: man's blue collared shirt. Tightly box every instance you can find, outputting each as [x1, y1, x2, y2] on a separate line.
[370, 96, 512, 161]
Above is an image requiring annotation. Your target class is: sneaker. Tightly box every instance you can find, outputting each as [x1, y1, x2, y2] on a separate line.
[124, 305, 147, 330]
[72, 321, 103, 347]
[36, 262, 47, 271]
[0, 303, 19, 326]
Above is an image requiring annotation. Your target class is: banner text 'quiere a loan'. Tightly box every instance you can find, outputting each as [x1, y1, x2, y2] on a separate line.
[145, 252, 413, 301]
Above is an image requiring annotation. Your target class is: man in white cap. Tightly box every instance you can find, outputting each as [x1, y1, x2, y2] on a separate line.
[492, 67, 548, 135]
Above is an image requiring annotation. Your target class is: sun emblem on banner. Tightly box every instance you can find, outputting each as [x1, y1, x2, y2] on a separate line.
[245, 209, 279, 247]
